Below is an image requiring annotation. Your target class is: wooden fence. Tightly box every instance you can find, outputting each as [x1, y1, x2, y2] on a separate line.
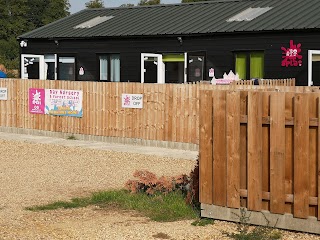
[199, 89, 320, 229]
[0, 78, 316, 149]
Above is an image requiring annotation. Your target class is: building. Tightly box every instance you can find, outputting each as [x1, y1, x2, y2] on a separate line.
[18, 0, 320, 85]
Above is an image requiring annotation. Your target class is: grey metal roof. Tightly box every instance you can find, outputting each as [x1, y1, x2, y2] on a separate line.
[19, 0, 320, 39]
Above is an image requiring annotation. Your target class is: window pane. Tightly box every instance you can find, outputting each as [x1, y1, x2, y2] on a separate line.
[58, 57, 75, 80]
[188, 55, 204, 82]
[110, 54, 120, 82]
[250, 52, 264, 78]
[99, 55, 108, 80]
[235, 53, 247, 80]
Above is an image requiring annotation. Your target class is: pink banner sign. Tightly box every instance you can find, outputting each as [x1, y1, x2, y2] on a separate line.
[29, 88, 45, 114]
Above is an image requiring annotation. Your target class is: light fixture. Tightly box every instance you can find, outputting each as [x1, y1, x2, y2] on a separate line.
[177, 37, 183, 45]
[54, 40, 59, 46]
[20, 40, 27, 48]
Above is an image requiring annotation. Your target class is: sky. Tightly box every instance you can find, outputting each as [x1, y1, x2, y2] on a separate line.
[69, 0, 181, 14]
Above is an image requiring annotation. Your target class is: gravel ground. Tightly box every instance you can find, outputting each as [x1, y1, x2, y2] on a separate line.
[0, 138, 319, 239]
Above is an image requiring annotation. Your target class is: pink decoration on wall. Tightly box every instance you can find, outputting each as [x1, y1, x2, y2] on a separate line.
[281, 40, 302, 67]
[29, 88, 45, 114]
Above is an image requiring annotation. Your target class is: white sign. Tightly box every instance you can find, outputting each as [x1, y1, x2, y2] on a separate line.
[122, 94, 143, 109]
[0, 88, 7, 100]
[209, 68, 215, 77]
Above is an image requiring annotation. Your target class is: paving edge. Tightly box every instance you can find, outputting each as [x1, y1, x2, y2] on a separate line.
[201, 203, 320, 235]
[0, 126, 199, 151]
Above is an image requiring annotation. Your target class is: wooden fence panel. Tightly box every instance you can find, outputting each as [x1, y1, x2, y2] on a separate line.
[270, 92, 286, 214]
[212, 91, 227, 206]
[285, 92, 294, 214]
[226, 91, 241, 208]
[293, 94, 309, 219]
[247, 91, 263, 211]
[199, 90, 213, 204]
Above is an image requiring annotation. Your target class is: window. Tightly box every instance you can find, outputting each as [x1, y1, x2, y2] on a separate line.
[235, 52, 264, 80]
[99, 54, 120, 82]
[44, 54, 56, 80]
[74, 16, 114, 29]
[227, 7, 272, 22]
[188, 54, 205, 82]
[58, 56, 75, 80]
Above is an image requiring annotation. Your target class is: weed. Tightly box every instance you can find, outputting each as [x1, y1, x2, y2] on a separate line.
[223, 208, 282, 240]
[191, 218, 215, 226]
[67, 134, 77, 140]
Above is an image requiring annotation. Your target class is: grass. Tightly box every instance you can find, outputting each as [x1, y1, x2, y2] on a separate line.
[26, 190, 198, 222]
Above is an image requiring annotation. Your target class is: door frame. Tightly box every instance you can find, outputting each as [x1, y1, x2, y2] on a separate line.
[308, 50, 320, 86]
[141, 53, 164, 83]
[44, 54, 58, 80]
[21, 54, 45, 80]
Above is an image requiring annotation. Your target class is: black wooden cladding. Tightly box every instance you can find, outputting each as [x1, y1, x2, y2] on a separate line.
[21, 31, 320, 86]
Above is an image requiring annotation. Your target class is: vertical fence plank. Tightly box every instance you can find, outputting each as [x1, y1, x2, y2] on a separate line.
[164, 84, 173, 142]
[199, 90, 213, 204]
[226, 90, 241, 208]
[285, 92, 294, 214]
[308, 93, 317, 218]
[240, 91, 248, 207]
[270, 92, 286, 214]
[195, 84, 200, 145]
[262, 92, 271, 211]
[247, 91, 263, 211]
[318, 97, 320, 220]
[212, 90, 227, 206]
[294, 93, 309, 219]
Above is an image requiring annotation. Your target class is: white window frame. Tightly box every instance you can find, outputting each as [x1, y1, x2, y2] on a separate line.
[44, 54, 57, 80]
[308, 50, 320, 86]
[141, 53, 164, 84]
[21, 54, 45, 80]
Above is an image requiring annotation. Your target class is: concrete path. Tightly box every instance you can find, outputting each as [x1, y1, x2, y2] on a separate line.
[0, 131, 198, 161]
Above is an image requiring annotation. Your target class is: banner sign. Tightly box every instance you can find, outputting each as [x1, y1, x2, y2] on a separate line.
[0, 87, 8, 100]
[29, 88, 45, 114]
[29, 88, 83, 117]
[45, 89, 83, 117]
[122, 94, 143, 109]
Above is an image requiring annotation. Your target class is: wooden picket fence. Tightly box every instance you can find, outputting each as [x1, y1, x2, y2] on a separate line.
[199, 89, 320, 227]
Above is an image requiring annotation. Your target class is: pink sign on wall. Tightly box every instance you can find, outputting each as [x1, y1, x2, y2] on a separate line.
[281, 40, 302, 67]
[29, 88, 45, 114]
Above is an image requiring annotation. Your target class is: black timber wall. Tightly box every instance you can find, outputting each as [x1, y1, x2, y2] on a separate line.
[21, 31, 320, 86]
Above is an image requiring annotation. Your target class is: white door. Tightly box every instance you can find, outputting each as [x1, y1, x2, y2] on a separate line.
[21, 54, 45, 80]
[141, 53, 164, 83]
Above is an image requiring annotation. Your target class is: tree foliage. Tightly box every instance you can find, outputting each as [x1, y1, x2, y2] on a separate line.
[138, 0, 161, 6]
[181, 0, 212, 2]
[120, 3, 135, 7]
[0, 0, 70, 71]
[85, 0, 105, 8]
